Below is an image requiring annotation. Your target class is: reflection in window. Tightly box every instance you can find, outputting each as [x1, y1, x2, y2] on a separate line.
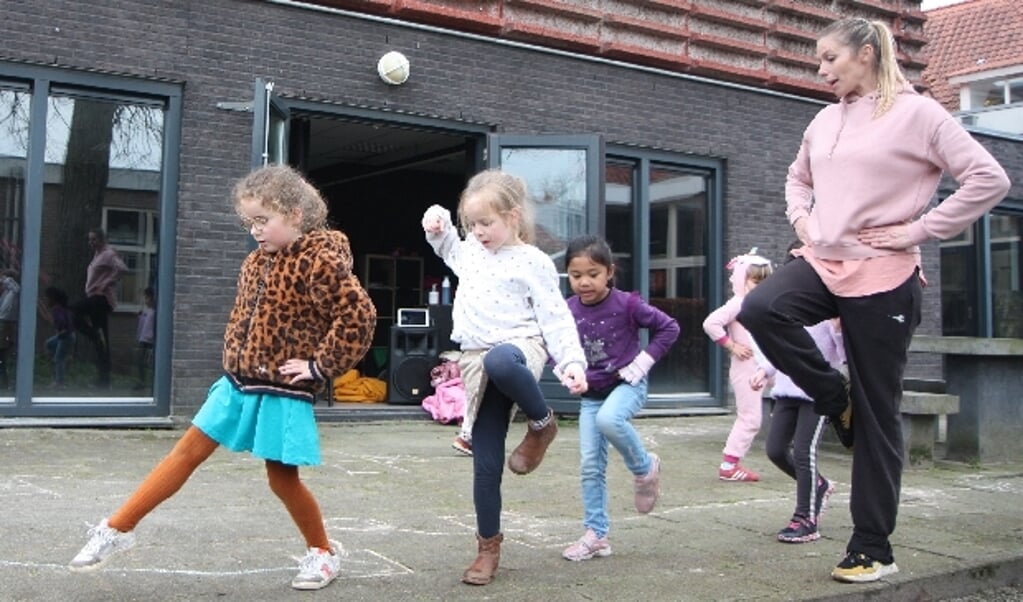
[41, 92, 164, 396]
[500, 147, 587, 260]
[990, 214, 1021, 338]
[647, 165, 709, 394]
[0, 86, 29, 267]
[0, 85, 30, 398]
[605, 160, 635, 291]
[941, 212, 1023, 338]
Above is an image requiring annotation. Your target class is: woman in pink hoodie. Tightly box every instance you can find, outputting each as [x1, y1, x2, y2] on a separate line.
[738, 17, 1010, 584]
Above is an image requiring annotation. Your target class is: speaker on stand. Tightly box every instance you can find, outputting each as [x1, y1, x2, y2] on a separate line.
[387, 325, 440, 405]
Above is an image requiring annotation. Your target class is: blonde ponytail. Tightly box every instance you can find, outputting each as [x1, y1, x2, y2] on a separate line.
[871, 20, 908, 118]
[820, 18, 908, 118]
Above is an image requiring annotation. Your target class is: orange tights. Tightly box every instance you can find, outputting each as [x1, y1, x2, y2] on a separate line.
[108, 426, 330, 552]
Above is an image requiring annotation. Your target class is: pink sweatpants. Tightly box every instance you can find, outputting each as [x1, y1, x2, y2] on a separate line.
[722, 356, 762, 459]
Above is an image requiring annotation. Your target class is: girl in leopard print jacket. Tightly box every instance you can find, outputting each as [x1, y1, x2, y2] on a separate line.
[70, 165, 375, 592]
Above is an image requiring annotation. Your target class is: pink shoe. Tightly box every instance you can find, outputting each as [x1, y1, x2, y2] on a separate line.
[562, 529, 612, 561]
[634, 453, 661, 514]
[719, 464, 760, 482]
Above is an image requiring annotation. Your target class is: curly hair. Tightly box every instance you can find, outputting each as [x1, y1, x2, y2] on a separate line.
[232, 164, 328, 233]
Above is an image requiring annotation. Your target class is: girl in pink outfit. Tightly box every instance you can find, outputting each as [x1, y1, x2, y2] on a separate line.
[703, 250, 773, 482]
[738, 18, 1010, 584]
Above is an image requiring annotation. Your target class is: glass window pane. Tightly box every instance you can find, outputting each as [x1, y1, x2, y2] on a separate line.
[648, 165, 710, 394]
[41, 93, 164, 397]
[0, 85, 30, 398]
[990, 213, 1022, 338]
[499, 147, 587, 263]
[940, 225, 980, 336]
[605, 160, 635, 291]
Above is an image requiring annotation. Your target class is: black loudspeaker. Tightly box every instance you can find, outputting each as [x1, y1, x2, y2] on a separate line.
[387, 325, 440, 405]
[428, 304, 459, 353]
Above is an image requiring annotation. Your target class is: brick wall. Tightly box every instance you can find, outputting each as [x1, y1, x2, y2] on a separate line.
[314, 0, 930, 97]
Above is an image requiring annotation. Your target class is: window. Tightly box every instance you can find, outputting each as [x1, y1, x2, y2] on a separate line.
[0, 62, 179, 409]
[941, 210, 1023, 338]
[990, 213, 1022, 338]
[104, 207, 159, 311]
[605, 154, 717, 397]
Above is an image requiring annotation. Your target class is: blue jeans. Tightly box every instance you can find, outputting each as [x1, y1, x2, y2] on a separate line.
[578, 379, 650, 538]
[46, 333, 75, 385]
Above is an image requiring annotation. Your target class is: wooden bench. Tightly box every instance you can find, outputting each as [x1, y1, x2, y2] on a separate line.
[901, 390, 960, 467]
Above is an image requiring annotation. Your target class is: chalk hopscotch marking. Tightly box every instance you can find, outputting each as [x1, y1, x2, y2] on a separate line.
[0, 548, 412, 580]
[326, 516, 451, 536]
[321, 451, 440, 476]
[0, 476, 62, 498]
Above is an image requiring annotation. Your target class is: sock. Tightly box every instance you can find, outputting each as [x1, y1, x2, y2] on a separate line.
[109, 426, 218, 532]
[721, 454, 739, 470]
[266, 461, 331, 552]
[529, 410, 552, 430]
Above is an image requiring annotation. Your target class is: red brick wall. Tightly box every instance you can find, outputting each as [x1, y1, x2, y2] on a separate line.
[315, 0, 929, 99]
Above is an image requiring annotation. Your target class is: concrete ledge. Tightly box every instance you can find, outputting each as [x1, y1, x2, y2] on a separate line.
[909, 335, 1023, 463]
[910, 335, 1023, 356]
[902, 391, 960, 415]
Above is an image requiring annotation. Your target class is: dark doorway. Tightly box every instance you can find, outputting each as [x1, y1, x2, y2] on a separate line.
[294, 115, 476, 382]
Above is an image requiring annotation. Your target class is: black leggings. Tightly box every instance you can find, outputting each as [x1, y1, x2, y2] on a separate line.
[766, 397, 829, 519]
[72, 294, 113, 384]
[739, 258, 921, 562]
[471, 343, 551, 538]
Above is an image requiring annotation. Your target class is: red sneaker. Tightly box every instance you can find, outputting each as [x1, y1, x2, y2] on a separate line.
[719, 464, 760, 482]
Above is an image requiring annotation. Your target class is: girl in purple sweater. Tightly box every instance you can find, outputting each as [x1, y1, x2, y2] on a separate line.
[561, 235, 680, 561]
[752, 317, 844, 543]
[738, 18, 1010, 583]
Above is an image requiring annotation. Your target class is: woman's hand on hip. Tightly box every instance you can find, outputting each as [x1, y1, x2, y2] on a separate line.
[858, 224, 912, 250]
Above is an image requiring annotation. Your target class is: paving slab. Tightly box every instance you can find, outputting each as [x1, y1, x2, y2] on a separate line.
[1, 414, 1021, 601]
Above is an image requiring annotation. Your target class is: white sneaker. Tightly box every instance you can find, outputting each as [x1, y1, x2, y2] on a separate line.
[69, 518, 136, 572]
[291, 546, 341, 590]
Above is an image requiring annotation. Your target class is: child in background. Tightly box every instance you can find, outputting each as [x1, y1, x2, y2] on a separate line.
[561, 234, 680, 561]
[0, 269, 19, 388]
[133, 286, 156, 391]
[422, 169, 588, 586]
[752, 316, 843, 542]
[43, 286, 75, 388]
[703, 249, 773, 482]
[69, 165, 377, 592]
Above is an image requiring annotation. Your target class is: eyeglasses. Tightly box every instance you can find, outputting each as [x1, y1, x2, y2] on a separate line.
[240, 215, 271, 232]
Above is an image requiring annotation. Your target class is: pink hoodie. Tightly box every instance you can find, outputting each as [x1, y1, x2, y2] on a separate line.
[786, 87, 1010, 261]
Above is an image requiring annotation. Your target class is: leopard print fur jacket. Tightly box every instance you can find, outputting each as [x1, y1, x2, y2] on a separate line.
[222, 229, 377, 402]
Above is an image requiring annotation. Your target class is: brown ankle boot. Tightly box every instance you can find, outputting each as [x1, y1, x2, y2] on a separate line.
[508, 410, 558, 475]
[462, 533, 503, 585]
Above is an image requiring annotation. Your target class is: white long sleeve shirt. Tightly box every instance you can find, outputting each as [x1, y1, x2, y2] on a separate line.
[426, 220, 585, 374]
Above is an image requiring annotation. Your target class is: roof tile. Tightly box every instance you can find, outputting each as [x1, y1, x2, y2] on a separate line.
[922, 0, 1023, 109]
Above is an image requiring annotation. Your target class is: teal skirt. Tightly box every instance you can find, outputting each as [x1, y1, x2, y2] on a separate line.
[192, 376, 321, 466]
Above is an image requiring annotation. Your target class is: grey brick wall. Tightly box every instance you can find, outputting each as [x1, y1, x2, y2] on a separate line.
[4, 0, 1016, 412]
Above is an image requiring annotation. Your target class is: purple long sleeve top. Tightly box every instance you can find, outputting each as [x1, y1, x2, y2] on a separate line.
[567, 288, 680, 394]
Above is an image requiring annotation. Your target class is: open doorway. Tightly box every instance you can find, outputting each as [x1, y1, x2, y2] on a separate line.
[292, 114, 477, 383]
